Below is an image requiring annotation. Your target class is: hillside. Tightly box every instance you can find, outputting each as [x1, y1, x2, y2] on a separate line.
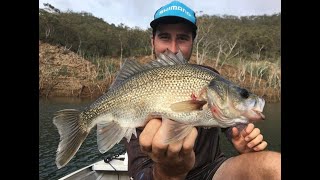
[39, 42, 280, 102]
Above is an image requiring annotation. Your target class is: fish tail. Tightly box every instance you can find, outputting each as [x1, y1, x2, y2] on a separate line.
[53, 109, 89, 169]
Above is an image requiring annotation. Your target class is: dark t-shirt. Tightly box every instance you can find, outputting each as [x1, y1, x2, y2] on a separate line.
[125, 127, 230, 180]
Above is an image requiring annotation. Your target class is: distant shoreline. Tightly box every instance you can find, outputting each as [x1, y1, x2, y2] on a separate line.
[39, 42, 280, 103]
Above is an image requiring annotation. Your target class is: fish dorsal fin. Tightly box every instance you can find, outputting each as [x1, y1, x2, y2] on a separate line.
[109, 59, 146, 89]
[146, 49, 188, 68]
[110, 50, 187, 90]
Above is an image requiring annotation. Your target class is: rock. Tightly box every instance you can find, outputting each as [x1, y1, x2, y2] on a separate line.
[39, 42, 104, 98]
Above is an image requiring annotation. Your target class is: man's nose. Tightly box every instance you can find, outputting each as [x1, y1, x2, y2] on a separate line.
[169, 41, 179, 54]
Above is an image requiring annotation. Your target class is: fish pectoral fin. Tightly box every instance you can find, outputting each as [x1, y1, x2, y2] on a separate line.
[170, 100, 207, 112]
[162, 117, 194, 144]
[97, 121, 136, 153]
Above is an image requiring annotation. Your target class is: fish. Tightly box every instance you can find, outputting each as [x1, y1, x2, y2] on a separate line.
[53, 50, 265, 169]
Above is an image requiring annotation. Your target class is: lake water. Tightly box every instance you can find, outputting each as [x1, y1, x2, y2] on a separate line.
[39, 97, 281, 179]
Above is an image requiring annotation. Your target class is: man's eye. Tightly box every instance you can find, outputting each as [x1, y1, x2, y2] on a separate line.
[178, 36, 189, 41]
[159, 36, 169, 40]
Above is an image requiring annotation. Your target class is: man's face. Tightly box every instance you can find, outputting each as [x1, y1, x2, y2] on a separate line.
[152, 23, 194, 60]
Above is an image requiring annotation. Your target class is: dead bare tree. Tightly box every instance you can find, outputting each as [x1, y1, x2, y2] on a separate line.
[218, 39, 241, 72]
[45, 26, 52, 38]
[252, 42, 265, 61]
[214, 39, 225, 68]
[197, 38, 213, 65]
[63, 44, 72, 53]
[195, 16, 214, 65]
[237, 58, 247, 83]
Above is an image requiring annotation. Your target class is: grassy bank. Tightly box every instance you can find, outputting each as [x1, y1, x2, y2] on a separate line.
[87, 54, 281, 103]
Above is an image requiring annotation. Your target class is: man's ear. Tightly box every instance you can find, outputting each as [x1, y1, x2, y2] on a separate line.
[150, 36, 154, 49]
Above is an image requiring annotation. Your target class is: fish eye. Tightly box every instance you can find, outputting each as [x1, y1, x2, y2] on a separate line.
[240, 88, 249, 99]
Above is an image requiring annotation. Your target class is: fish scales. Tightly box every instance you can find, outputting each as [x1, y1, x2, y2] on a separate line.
[85, 65, 214, 125]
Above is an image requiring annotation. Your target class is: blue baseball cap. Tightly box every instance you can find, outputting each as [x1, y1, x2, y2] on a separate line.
[150, 1, 197, 31]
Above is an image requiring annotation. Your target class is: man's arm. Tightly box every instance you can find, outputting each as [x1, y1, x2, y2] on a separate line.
[126, 119, 198, 180]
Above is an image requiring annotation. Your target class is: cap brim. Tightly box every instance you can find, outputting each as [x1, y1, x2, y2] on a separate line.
[150, 16, 197, 31]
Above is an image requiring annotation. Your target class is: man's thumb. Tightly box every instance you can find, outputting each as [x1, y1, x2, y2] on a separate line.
[232, 127, 240, 140]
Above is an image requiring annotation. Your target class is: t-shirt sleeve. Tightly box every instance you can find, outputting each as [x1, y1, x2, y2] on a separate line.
[124, 127, 154, 180]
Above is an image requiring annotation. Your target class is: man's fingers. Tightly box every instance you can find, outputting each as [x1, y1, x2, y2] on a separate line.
[232, 127, 240, 139]
[151, 121, 172, 161]
[167, 140, 183, 159]
[139, 119, 162, 153]
[245, 128, 261, 142]
[247, 134, 263, 148]
[253, 141, 268, 151]
[140, 120, 198, 163]
[181, 127, 197, 155]
[245, 123, 254, 134]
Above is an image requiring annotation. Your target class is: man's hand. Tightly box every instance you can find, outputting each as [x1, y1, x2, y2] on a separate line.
[139, 119, 198, 179]
[231, 123, 268, 154]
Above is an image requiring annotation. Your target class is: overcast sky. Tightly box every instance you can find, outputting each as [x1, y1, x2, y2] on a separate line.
[39, 0, 281, 29]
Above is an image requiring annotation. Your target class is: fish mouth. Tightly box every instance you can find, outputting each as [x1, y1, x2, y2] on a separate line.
[252, 98, 266, 120]
[252, 109, 265, 120]
[239, 98, 265, 122]
[239, 109, 265, 122]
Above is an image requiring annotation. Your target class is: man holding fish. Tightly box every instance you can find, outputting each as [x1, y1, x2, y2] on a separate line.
[53, 1, 281, 179]
[125, 1, 281, 180]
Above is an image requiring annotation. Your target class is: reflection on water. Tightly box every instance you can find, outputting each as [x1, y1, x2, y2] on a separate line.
[39, 97, 280, 179]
